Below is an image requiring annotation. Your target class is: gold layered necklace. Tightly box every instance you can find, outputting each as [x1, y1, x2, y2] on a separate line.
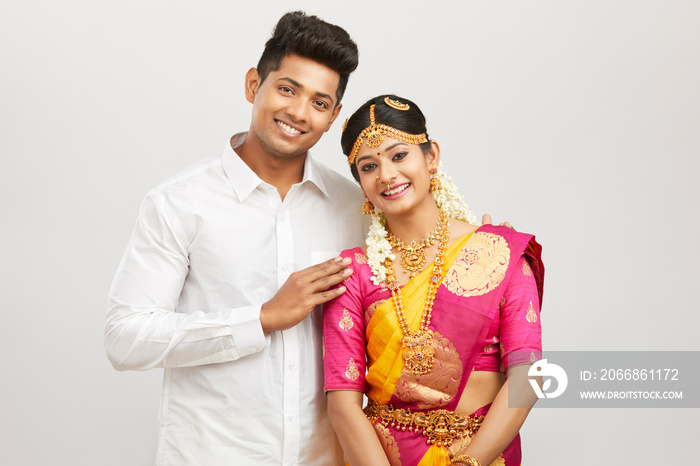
[385, 210, 449, 279]
[384, 210, 450, 376]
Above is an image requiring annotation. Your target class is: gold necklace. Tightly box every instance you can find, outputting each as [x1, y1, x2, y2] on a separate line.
[386, 210, 449, 279]
[384, 211, 450, 376]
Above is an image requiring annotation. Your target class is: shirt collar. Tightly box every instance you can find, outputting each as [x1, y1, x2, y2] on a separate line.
[222, 132, 329, 201]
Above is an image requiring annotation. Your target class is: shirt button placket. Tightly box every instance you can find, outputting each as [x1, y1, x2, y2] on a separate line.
[277, 207, 300, 465]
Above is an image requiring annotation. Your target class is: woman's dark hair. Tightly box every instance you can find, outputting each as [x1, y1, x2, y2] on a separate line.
[341, 94, 432, 182]
[256, 11, 359, 104]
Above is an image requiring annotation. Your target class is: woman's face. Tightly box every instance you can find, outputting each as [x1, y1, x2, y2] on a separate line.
[355, 136, 439, 218]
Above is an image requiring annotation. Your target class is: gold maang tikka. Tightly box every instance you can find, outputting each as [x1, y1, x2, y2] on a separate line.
[345, 101, 428, 166]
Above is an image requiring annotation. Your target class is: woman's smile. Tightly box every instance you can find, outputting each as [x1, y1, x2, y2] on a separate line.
[381, 182, 411, 199]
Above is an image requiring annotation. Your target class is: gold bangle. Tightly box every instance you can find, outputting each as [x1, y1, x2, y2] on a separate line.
[450, 454, 482, 466]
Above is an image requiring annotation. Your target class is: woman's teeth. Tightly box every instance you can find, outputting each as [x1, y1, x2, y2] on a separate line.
[383, 183, 409, 196]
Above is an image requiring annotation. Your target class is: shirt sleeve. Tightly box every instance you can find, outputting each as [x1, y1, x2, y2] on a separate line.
[323, 251, 366, 392]
[499, 254, 542, 371]
[104, 194, 267, 371]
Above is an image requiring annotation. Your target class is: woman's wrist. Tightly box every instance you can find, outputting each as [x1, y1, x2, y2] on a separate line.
[450, 454, 482, 466]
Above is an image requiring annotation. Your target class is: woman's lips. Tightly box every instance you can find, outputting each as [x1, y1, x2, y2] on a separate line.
[381, 183, 410, 199]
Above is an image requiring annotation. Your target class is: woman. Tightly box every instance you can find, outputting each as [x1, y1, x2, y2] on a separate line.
[323, 95, 544, 466]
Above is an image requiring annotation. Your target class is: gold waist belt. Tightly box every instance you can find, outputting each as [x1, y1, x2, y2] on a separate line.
[363, 399, 484, 447]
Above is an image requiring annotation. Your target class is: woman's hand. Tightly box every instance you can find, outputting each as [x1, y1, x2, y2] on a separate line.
[481, 213, 514, 230]
[327, 390, 391, 466]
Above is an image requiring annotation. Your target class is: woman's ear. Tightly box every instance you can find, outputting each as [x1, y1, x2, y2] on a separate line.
[426, 140, 441, 170]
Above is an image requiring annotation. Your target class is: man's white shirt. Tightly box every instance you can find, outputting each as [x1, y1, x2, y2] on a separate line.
[106, 133, 365, 465]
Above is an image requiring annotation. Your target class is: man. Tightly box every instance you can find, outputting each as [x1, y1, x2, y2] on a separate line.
[106, 12, 363, 465]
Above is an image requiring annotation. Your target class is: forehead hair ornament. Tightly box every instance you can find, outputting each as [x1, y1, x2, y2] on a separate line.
[384, 97, 410, 110]
[346, 103, 428, 166]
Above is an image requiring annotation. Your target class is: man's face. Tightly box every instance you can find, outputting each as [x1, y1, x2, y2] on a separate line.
[246, 54, 343, 160]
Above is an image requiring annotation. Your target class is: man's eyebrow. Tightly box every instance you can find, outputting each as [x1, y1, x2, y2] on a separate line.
[280, 77, 303, 89]
[279, 77, 334, 104]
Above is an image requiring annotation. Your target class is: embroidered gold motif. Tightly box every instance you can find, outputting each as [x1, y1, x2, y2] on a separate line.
[529, 351, 537, 363]
[373, 424, 402, 466]
[355, 252, 368, 264]
[526, 301, 537, 323]
[345, 358, 360, 381]
[445, 232, 510, 297]
[394, 331, 462, 409]
[482, 343, 496, 353]
[522, 260, 532, 276]
[339, 308, 354, 330]
[499, 297, 506, 309]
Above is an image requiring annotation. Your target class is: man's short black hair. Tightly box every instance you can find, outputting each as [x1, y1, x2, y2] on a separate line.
[257, 11, 359, 104]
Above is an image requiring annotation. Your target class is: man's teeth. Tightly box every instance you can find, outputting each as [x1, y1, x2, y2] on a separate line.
[384, 184, 409, 196]
[277, 121, 301, 135]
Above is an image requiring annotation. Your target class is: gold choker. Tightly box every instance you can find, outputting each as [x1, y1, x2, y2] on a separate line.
[386, 210, 449, 279]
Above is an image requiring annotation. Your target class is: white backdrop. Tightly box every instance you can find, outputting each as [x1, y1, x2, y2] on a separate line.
[1, 1, 698, 464]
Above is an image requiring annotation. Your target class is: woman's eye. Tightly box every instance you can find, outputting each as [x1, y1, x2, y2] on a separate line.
[392, 151, 408, 161]
[360, 163, 376, 172]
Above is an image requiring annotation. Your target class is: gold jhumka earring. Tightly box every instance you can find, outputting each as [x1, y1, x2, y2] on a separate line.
[429, 167, 442, 192]
[362, 194, 375, 215]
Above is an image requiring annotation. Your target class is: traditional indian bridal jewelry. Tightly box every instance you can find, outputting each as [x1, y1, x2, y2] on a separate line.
[384, 210, 450, 376]
[386, 209, 448, 279]
[345, 103, 427, 165]
[429, 167, 442, 192]
[450, 454, 482, 466]
[362, 193, 375, 216]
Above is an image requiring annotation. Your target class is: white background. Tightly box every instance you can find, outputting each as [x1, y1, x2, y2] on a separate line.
[2, 1, 698, 464]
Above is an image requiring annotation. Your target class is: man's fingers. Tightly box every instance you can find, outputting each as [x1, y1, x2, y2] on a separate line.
[482, 213, 493, 225]
[310, 266, 352, 292]
[313, 285, 348, 305]
[302, 256, 351, 282]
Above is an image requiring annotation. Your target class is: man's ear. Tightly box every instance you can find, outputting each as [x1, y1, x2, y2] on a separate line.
[244, 67, 261, 104]
[324, 103, 343, 132]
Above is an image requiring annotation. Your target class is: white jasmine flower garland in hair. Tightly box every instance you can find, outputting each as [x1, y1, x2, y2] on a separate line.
[365, 211, 394, 286]
[431, 162, 479, 226]
[364, 162, 479, 284]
